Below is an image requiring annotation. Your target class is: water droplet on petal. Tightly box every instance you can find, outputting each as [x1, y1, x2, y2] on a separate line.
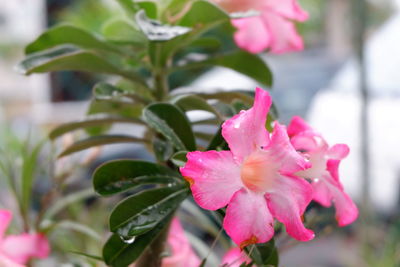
[313, 178, 319, 182]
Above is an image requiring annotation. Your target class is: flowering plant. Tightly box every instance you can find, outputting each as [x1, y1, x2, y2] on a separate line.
[16, 0, 358, 266]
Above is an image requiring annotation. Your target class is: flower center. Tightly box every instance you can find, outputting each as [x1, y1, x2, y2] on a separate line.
[240, 151, 276, 192]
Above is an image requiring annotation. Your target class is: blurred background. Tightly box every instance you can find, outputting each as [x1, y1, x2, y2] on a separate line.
[0, 0, 399, 266]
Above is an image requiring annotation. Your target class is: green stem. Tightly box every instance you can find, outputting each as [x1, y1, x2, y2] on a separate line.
[154, 71, 169, 101]
[135, 220, 171, 267]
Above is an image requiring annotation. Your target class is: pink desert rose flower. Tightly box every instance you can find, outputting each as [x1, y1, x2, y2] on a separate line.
[221, 247, 252, 267]
[0, 210, 50, 266]
[212, 0, 308, 53]
[130, 218, 200, 267]
[287, 116, 359, 226]
[180, 88, 314, 249]
[161, 218, 200, 267]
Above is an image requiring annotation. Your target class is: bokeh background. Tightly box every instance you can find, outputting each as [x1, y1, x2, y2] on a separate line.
[0, 0, 399, 266]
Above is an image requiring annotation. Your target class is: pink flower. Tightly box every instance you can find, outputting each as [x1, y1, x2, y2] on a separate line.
[161, 218, 200, 267]
[287, 116, 358, 226]
[221, 247, 252, 267]
[0, 210, 50, 266]
[180, 88, 314, 248]
[212, 0, 308, 54]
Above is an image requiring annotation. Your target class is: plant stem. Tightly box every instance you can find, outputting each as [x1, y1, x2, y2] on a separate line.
[154, 71, 169, 101]
[135, 221, 171, 267]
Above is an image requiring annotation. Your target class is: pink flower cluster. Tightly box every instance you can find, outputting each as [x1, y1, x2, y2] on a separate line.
[211, 0, 308, 53]
[0, 210, 50, 267]
[180, 88, 358, 249]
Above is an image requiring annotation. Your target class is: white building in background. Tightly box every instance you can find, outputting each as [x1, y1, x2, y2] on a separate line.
[0, 0, 50, 111]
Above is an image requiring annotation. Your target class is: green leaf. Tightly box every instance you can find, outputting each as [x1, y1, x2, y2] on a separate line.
[103, 215, 171, 267]
[109, 186, 188, 237]
[175, 51, 272, 87]
[58, 135, 149, 158]
[49, 116, 143, 140]
[143, 103, 196, 151]
[93, 160, 180, 196]
[68, 251, 103, 261]
[21, 140, 44, 215]
[115, 0, 139, 16]
[17, 45, 146, 85]
[170, 94, 222, 121]
[207, 127, 228, 151]
[169, 151, 187, 167]
[102, 19, 147, 45]
[245, 240, 279, 266]
[196, 90, 255, 106]
[25, 24, 118, 54]
[153, 137, 174, 162]
[179, 0, 229, 27]
[136, 10, 190, 41]
[136, 1, 158, 19]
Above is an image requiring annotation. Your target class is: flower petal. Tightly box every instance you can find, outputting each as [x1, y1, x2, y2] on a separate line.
[324, 160, 358, 226]
[287, 116, 312, 137]
[180, 151, 242, 210]
[261, 12, 304, 54]
[265, 0, 309, 21]
[223, 189, 274, 247]
[266, 122, 311, 175]
[1, 233, 50, 264]
[221, 247, 251, 267]
[232, 16, 271, 54]
[327, 144, 350, 160]
[267, 175, 314, 241]
[0, 254, 24, 267]
[222, 88, 271, 160]
[0, 210, 12, 240]
[163, 218, 200, 267]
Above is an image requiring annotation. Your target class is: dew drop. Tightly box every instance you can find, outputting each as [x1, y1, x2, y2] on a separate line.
[120, 236, 136, 244]
[313, 178, 319, 182]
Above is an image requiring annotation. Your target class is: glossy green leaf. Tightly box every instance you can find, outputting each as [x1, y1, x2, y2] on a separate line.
[169, 151, 187, 167]
[93, 82, 150, 104]
[25, 24, 117, 54]
[109, 186, 188, 237]
[85, 99, 143, 136]
[58, 135, 149, 158]
[115, 0, 139, 16]
[17, 45, 146, 85]
[176, 51, 272, 87]
[102, 19, 147, 45]
[207, 127, 228, 151]
[171, 94, 222, 120]
[136, 1, 158, 19]
[103, 215, 172, 267]
[196, 90, 255, 106]
[143, 103, 196, 151]
[93, 160, 180, 196]
[245, 240, 279, 266]
[179, 0, 229, 27]
[153, 137, 174, 162]
[49, 116, 143, 140]
[136, 10, 190, 41]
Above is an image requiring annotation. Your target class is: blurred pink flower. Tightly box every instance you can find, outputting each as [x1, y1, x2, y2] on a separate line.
[181, 88, 314, 249]
[221, 247, 252, 267]
[287, 116, 358, 226]
[162, 218, 200, 267]
[212, 0, 308, 53]
[0, 210, 50, 266]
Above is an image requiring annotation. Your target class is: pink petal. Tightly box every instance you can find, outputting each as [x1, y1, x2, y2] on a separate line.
[0, 210, 12, 240]
[261, 12, 304, 54]
[232, 16, 271, 54]
[223, 189, 274, 248]
[265, 0, 309, 21]
[162, 218, 200, 267]
[266, 122, 311, 175]
[287, 116, 312, 137]
[180, 151, 242, 210]
[221, 247, 251, 267]
[222, 88, 271, 160]
[0, 254, 25, 267]
[325, 160, 358, 226]
[1, 233, 50, 264]
[267, 175, 314, 241]
[212, 0, 264, 13]
[327, 144, 350, 160]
